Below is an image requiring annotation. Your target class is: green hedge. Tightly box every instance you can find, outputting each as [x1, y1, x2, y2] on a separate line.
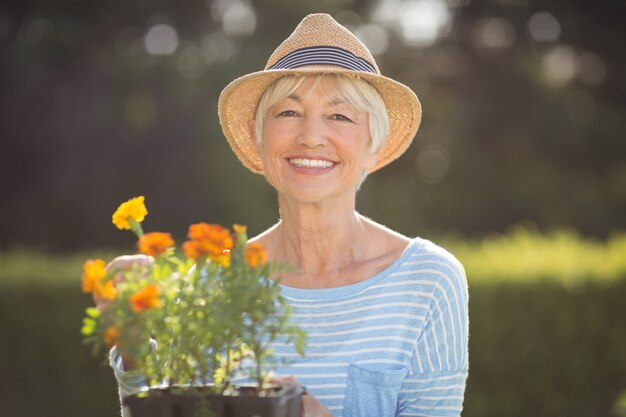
[1, 229, 625, 417]
[450, 228, 626, 416]
[465, 280, 626, 416]
[0, 254, 120, 417]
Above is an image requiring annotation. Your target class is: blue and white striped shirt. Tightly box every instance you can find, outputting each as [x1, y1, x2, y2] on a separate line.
[269, 237, 469, 416]
[112, 237, 469, 417]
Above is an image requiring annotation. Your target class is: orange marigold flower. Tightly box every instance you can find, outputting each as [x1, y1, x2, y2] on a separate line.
[130, 284, 161, 312]
[184, 223, 234, 262]
[182, 240, 201, 259]
[81, 259, 107, 293]
[137, 232, 175, 257]
[94, 279, 117, 302]
[112, 196, 148, 230]
[245, 242, 267, 269]
[103, 325, 121, 348]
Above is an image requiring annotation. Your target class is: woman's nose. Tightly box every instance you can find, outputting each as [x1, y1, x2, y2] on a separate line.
[296, 115, 326, 148]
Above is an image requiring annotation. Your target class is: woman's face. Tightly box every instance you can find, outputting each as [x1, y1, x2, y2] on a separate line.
[256, 78, 378, 205]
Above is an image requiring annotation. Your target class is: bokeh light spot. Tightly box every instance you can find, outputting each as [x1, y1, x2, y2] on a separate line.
[415, 144, 450, 184]
[144, 23, 179, 55]
[401, 0, 451, 47]
[354, 23, 389, 56]
[202, 31, 236, 64]
[528, 11, 561, 42]
[335, 10, 365, 32]
[221, 0, 256, 36]
[372, 0, 452, 47]
[473, 17, 516, 49]
[542, 46, 578, 87]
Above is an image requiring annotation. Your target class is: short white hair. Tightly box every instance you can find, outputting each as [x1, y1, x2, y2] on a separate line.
[254, 74, 389, 156]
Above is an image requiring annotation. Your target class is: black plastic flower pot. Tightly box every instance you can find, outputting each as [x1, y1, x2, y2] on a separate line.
[123, 384, 304, 417]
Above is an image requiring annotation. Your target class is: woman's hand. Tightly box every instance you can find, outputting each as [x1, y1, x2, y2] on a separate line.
[275, 376, 334, 417]
[95, 254, 154, 310]
[99, 254, 153, 371]
[301, 393, 334, 417]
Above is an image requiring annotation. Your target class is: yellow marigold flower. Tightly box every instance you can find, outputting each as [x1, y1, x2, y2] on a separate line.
[112, 196, 148, 230]
[130, 284, 161, 312]
[183, 223, 234, 263]
[103, 325, 121, 348]
[214, 251, 231, 268]
[94, 280, 117, 302]
[245, 242, 267, 269]
[137, 232, 175, 257]
[81, 259, 107, 293]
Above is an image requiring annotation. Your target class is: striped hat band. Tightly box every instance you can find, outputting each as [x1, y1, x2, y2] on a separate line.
[268, 46, 378, 74]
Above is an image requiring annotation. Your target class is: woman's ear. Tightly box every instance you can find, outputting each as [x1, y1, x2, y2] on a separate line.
[248, 119, 259, 148]
[365, 144, 381, 172]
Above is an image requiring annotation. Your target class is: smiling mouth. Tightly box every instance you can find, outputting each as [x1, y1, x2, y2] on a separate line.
[287, 158, 336, 168]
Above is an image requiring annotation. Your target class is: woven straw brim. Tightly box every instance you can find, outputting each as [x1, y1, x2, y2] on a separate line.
[218, 66, 422, 175]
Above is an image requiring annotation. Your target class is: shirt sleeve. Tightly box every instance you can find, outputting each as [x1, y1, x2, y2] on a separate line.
[397, 255, 469, 417]
[109, 341, 155, 417]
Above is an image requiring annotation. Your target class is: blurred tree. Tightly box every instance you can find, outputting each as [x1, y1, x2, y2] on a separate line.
[0, 0, 624, 250]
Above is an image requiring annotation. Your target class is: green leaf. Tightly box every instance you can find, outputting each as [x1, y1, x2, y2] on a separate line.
[85, 307, 101, 318]
[81, 324, 94, 336]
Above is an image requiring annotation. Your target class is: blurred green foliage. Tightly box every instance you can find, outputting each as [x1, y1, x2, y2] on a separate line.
[1, 228, 625, 416]
[466, 280, 626, 417]
[447, 226, 626, 284]
[1, 0, 625, 250]
[0, 257, 120, 417]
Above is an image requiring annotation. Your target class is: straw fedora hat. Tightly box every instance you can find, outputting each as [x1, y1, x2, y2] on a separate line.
[218, 13, 422, 175]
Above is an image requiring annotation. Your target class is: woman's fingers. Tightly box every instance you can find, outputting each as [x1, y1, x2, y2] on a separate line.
[301, 392, 333, 417]
[107, 254, 154, 273]
[94, 292, 112, 310]
[95, 255, 154, 309]
[273, 375, 301, 387]
[271, 376, 332, 417]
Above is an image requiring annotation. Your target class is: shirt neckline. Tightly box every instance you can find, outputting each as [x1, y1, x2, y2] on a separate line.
[279, 237, 426, 301]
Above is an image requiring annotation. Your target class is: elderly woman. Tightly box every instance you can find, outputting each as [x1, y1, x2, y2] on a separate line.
[110, 13, 468, 417]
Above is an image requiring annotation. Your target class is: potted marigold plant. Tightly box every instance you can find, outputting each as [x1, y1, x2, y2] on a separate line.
[81, 196, 307, 417]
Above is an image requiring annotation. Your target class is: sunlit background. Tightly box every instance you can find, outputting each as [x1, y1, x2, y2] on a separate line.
[0, 0, 625, 416]
[1, 0, 624, 249]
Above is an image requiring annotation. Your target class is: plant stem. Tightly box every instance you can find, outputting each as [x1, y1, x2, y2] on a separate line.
[222, 337, 233, 394]
[255, 346, 263, 393]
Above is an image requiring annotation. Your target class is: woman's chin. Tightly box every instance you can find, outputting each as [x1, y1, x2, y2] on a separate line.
[279, 185, 358, 207]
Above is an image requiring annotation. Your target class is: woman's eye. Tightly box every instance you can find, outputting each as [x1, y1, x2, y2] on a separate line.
[277, 110, 298, 117]
[331, 113, 353, 122]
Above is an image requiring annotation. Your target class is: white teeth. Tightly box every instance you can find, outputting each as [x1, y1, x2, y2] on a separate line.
[289, 158, 334, 168]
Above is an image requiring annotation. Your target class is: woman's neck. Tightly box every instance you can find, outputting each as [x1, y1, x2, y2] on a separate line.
[252, 192, 411, 288]
[263, 195, 371, 287]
